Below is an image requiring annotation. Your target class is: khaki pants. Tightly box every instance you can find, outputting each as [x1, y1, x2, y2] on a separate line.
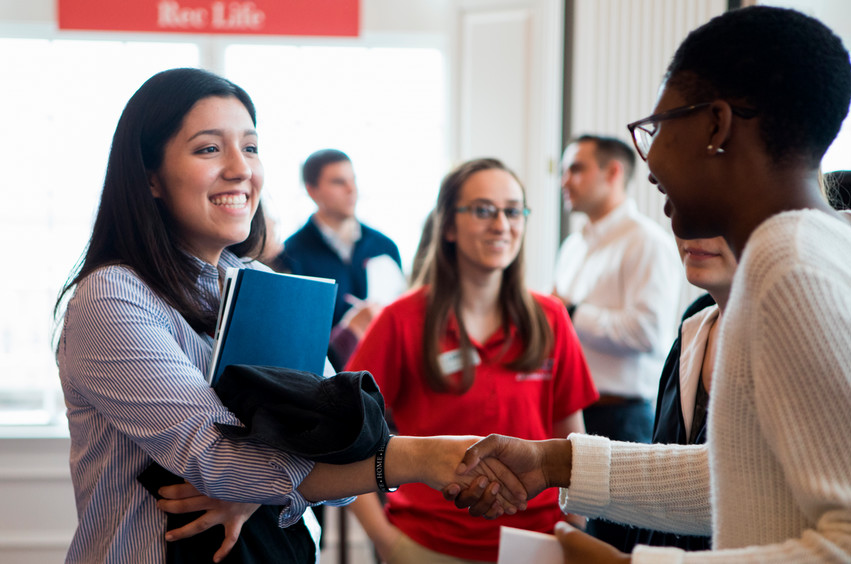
[385, 532, 493, 564]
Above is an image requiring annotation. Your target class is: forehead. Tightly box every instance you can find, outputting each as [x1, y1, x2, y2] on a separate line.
[460, 168, 524, 201]
[564, 141, 597, 162]
[652, 82, 688, 113]
[563, 141, 598, 168]
[318, 160, 354, 181]
[179, 95, 253, 132]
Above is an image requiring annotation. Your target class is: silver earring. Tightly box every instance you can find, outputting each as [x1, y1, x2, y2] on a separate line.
[707, 144, 725, 154]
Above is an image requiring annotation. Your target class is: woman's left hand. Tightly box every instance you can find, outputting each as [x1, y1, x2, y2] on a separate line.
[157, 482, 260, 563]
[554, 521, 631, 564]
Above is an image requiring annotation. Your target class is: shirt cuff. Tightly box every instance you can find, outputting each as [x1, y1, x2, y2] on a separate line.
[324, 496, 356, 507]
[268, 452, 314, 527]
[559, 433, 612, 517]
[269, 452, 356, 526]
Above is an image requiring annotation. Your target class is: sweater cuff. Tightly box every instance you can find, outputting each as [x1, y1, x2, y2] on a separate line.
[559, 434, 611, 517]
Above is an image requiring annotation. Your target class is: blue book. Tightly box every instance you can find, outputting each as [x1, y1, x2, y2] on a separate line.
[207, 268, 338, 386]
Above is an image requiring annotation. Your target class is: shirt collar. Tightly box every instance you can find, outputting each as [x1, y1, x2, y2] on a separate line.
[581, 198, 636, 241]
[312, 215, 362, 262]
[184, 248, 245, 287]
[444, 308, 517, 350]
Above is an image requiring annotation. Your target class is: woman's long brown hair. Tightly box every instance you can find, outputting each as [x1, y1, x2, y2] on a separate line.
[414, 158, 552, 393]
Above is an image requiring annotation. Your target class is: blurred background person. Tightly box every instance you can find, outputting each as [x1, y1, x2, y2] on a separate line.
[276, 149, 404, 371]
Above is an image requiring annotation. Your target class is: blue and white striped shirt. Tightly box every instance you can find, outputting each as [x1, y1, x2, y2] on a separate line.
[57, 251, 343, 563]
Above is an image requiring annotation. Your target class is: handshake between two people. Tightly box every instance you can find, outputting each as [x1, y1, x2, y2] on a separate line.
[441, 434, 630, 564]
[415, 433, 630, 564]
[375, 434, 629, 564]
[442, 434, 572, 518]
[156, 433, 630, 563]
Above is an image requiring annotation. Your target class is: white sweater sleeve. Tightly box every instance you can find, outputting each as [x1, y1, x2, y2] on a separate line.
[561, 434, 851, 564]
[559, 434, 712, 536]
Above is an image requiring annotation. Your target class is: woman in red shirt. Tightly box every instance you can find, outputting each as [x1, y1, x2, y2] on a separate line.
[346, 158, 598, 563]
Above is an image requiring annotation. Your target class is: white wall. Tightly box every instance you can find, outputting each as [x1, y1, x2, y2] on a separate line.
[0, 434, 75, 563]
[0, 1, 52, 21]
[456, 0, 565, 292]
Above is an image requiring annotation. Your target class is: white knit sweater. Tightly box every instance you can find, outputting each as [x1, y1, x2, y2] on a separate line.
[560, 210, 851, 563]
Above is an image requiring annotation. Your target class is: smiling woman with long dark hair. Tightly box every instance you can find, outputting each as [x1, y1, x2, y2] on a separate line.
[53, 69, 523, 564]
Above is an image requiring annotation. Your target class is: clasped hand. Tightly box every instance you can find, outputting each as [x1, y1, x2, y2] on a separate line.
[156, 482, 259, 563]
[442, 434, 552, 518]
[445, 434, 630, 564]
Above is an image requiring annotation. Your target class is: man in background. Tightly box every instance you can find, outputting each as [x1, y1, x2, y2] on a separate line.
[277, 149, 403, 371]
[553, 134, 682, 551]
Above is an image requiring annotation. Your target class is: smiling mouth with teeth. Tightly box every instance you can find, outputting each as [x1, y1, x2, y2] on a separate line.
[210, 193, 248, 208]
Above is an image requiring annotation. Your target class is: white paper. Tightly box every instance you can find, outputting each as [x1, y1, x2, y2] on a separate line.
[497, 526, 563, 564]
[365, 254, 408, 305]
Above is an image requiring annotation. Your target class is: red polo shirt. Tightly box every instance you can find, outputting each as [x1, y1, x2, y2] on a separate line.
[346, 287, 597, 561]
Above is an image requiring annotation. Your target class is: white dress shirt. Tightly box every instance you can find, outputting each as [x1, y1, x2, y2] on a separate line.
[553, 199, 682, 399]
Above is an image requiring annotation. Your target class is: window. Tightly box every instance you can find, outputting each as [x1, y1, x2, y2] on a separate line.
[225, 44, 446, 268]
[0, 38, 199, 426]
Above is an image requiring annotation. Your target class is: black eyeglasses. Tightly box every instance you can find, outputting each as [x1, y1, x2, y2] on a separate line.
[456, 201, 531, 223]
[627, 103, 758, 161]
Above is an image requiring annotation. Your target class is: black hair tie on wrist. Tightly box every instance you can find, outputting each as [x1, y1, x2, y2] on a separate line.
[375, 435, 398, 493]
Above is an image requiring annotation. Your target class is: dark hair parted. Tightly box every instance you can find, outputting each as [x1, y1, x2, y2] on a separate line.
[415, 158, 553, 394]
[55, 68, 266, 335]
[302, 149, 352, 187]
[665, 6, 851, 167]
[572, 134, 636, 184]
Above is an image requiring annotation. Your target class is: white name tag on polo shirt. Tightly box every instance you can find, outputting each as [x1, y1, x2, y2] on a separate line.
[438, 348, 481, 376]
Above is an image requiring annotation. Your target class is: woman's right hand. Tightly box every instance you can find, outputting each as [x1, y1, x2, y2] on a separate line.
[555, 521, 630, 564]
[371, 521, 403, 563]
[348, 494, 403, 563]
[339, 299, 383, 339]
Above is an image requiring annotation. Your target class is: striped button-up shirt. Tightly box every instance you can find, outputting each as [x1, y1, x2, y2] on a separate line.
[57, 251, 342, 563]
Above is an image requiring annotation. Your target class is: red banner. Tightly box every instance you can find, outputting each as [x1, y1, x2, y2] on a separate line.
[57, 0, 359, 37]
